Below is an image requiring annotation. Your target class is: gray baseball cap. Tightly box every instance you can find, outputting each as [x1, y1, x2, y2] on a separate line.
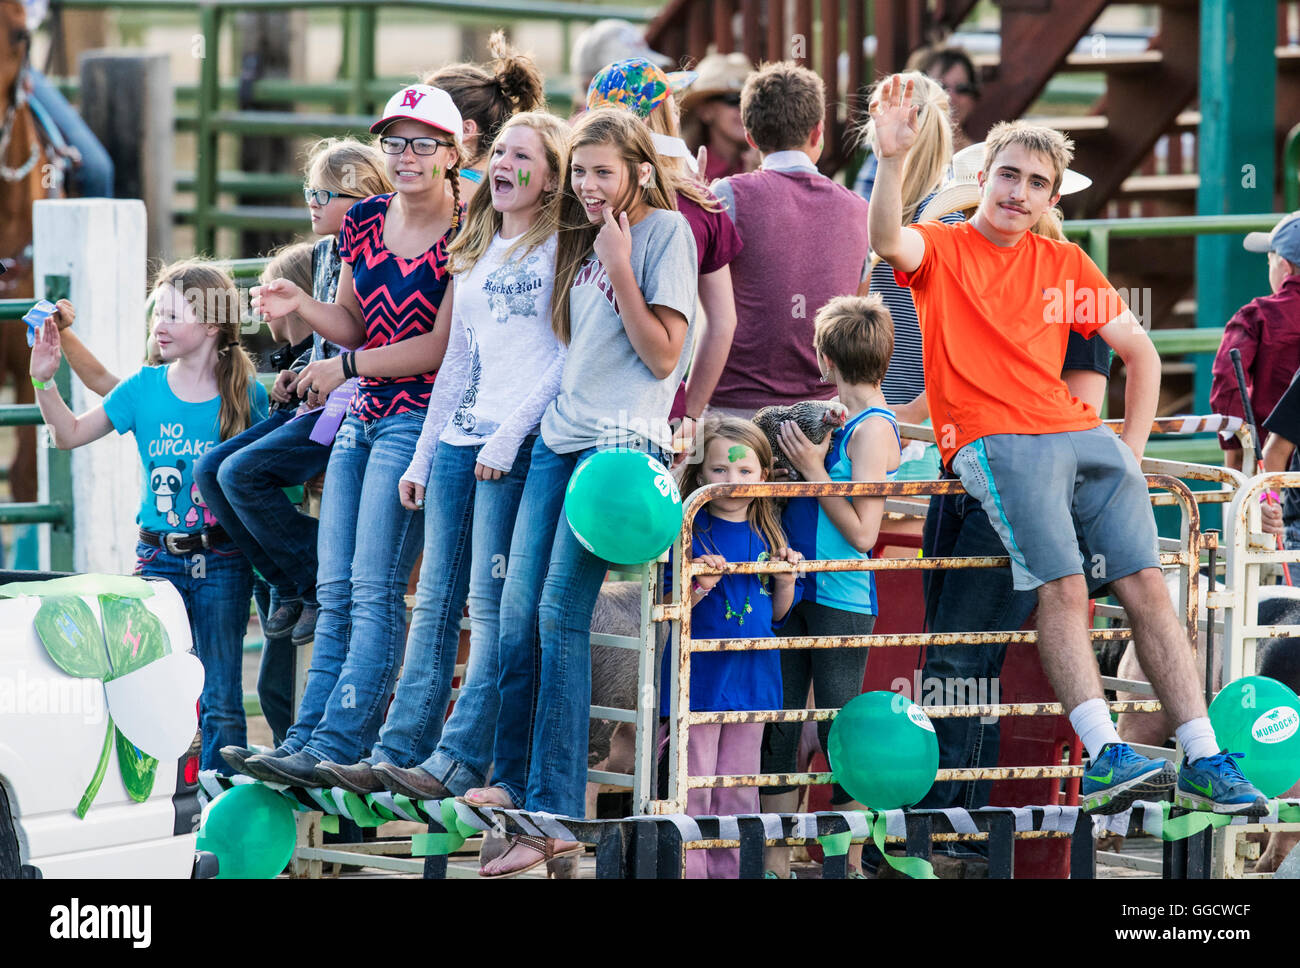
[1243, 211, 1300, 264]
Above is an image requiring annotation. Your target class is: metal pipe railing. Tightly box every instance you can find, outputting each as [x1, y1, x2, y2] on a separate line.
[657, 473, 1208, 816]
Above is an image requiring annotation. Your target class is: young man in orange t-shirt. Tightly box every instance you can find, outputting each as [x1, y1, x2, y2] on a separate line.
[867, 75, 1266, 817]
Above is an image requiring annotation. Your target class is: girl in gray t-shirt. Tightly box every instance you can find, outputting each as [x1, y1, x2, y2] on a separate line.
[475, 109, 699, 878]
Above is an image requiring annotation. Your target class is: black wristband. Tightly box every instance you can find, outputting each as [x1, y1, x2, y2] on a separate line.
[342, 351, 357, 380]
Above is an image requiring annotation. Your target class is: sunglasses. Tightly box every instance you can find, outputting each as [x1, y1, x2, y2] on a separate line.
[379, 135, 455, 156]
[303, 187, 359, 206]
[711, 92, 742, 107]
[941, 83, 980, 98]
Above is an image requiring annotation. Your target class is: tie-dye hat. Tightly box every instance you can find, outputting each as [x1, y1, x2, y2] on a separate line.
[586, 57, 697, 118]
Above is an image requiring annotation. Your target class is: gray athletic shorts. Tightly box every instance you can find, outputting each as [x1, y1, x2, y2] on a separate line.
[950, 425, 1161, 592]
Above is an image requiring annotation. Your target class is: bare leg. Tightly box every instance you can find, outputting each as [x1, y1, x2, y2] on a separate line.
[1035, 575, 1103, 711]
[1111, 567, 1207, 727]
[759, 791, 800, 876]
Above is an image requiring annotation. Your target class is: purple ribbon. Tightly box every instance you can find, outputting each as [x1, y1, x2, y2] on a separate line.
[308, 378, 358, 445]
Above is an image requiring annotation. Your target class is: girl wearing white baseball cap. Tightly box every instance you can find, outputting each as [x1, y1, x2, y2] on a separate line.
[243, 84, 468, 787]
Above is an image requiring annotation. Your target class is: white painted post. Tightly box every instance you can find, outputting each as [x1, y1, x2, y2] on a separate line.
[33, 199, 148, 576]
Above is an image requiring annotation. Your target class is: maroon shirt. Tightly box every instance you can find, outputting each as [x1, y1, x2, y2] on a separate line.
[679, 192, 743, 274]
[710, 165, 871, 410]
[1210, 274, 1300, 451]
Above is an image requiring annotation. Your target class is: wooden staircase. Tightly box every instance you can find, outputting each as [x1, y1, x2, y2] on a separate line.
[645, 0, 1300, 416]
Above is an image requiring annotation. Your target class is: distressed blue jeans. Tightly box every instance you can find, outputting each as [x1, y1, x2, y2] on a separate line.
[368, 436, 533, 791]
[283, 411, 425, 764]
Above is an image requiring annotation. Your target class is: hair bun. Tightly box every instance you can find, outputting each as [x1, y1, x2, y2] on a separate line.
[488, 30, 544, 112]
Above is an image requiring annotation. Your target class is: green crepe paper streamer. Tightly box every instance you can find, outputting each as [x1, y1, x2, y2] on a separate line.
[411, 832, 464, 857]
[410, 800, 476, 856]
[100, 595, 168, 679]
[317, 788, 339, 813]
[817, 830, 852, 857]
[34, 597, 109, 678]
[0, 574, 155, 600]
[441, 797, 478, 840]
[365, 795, 403, 822]
[341, 791, 383, 828]
[393, 793, 425, 823]
[114, 728, 157, 803]
[1159, 804, 1234, 841]
[77, 716, 115, 819]
[872, 813, 937, 880]
[320, 814, 339, 834]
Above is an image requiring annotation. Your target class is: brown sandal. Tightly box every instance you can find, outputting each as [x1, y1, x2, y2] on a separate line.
[478, 835, 584, 879]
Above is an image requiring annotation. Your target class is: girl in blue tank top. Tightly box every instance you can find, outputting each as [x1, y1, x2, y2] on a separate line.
[761, 294, 902, 879]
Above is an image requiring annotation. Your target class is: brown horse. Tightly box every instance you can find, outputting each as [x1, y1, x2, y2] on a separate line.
[0, 0, 62, 505]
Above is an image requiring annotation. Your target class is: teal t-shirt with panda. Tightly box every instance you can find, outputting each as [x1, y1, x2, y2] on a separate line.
[103, 364, 268, 533]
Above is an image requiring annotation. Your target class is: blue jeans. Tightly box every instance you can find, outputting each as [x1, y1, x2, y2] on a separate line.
[194, 407, 329, 602]
[919, 490, 1035, 820]
[28, 68, 115, 197]
[251, 578, 296, 747]
[494, 439, 635, 816]
[368, 437, 534, 787]
[284, 411, 425, 764]
[1286, 521, 1300, 585]
[135, 539, 254, 773]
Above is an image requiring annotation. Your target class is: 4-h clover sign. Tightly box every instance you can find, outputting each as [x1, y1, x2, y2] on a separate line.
[0, 575, 203, 817]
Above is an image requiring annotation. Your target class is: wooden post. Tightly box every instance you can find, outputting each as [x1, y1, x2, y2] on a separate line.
[78, 52, 173, 265]
[32, 199, 148, 577]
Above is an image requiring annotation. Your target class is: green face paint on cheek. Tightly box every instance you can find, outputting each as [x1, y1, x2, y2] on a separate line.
[517, 169, 531, 186]
[728, 445, 748, 463]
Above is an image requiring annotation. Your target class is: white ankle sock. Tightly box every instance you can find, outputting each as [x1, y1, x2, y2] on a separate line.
[1175, 718, 1219, 763]
[1069, 698, 1122, 761]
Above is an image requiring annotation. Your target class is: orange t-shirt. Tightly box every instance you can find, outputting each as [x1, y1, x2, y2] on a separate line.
[895, 221, 1126, 466]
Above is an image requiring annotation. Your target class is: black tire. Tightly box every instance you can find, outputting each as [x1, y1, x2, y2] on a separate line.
[0, 783, 21, 879]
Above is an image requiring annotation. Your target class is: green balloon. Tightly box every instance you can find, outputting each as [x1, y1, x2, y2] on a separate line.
[1208, 676, 1300, 798]
[196, 784, 297, 879]
[564, 450, 683, 565]
[828, 691, 939, 810]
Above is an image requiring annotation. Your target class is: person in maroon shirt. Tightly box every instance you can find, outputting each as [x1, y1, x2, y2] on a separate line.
[681, 53, 759, 182]
[1210, 211, 1300, 470]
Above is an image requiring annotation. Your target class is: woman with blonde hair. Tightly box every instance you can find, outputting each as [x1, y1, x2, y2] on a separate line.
[586, 57, 743, 446]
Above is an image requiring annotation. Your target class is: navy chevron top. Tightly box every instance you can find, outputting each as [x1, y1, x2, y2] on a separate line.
[337, 193, 460, 420]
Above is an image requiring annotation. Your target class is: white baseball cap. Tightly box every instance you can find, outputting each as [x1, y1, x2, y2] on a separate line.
[370, 85, 463, 143]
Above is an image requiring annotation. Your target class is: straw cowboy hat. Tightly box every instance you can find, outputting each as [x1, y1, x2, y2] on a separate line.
[680, 52, 753, 110]
[918, 141, 1093, 222]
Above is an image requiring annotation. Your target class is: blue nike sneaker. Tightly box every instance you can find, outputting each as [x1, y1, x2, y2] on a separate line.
[1081, 743, 1177, 815]
[1174, 751, 1269, 816]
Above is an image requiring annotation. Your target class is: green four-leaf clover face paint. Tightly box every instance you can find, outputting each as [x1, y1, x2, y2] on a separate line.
[728, 445, 749, 463]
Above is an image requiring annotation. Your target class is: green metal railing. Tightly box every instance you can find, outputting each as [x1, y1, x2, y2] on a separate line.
[53, 0, 657, 251]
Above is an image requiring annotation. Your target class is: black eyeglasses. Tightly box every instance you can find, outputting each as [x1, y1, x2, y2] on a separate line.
[379, 135, 455, 156]
[303, 187, 360, 206]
